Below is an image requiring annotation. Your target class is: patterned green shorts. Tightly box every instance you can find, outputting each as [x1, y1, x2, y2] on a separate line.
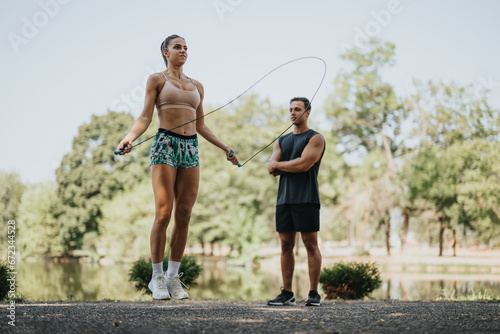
[150, 129, 199, 169]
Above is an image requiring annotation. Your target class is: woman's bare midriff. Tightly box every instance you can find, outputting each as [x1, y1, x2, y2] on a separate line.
[158, 108, 197, 135]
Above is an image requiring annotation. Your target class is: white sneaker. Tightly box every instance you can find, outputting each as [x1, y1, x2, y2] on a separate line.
[165, 273, 189, 299]
[148, 274, 171, 300]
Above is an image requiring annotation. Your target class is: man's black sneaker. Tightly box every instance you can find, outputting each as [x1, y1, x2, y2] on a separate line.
[305, 290, 321, 306]
[267, 288, 296, 306]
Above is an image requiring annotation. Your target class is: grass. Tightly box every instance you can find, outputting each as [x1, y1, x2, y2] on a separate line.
[437, 288, 500, 301]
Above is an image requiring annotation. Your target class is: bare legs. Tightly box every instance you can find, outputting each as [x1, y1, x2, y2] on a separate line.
[301, 232, 322, 291]
[150, 165, 199, 263]
[279, 231, 296, 291]
[279, 231, 322, 291]
[170, 167, 199, 261]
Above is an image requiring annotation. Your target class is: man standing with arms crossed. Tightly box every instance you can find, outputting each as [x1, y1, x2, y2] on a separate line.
[267, 97, 325, 307]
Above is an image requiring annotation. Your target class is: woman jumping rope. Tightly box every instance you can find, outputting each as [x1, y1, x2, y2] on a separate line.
[116, 34, 239, 299]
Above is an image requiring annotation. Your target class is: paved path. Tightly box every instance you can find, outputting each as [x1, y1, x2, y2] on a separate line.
[2, 300, 499, 333]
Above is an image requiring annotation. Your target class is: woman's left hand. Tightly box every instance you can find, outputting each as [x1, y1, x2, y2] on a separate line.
[225, 147, 239, 166]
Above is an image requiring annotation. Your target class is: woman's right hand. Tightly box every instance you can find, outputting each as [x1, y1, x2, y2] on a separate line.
[116, 138, 133, 155]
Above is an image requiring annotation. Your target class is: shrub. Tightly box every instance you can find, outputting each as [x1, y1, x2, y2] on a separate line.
[129, 256, 203, 295]
[319, 262, 382, 300]
[0, 262, 11, 301]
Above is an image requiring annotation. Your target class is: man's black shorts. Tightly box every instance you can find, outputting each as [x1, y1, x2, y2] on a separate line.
[276, 203, 320, 233]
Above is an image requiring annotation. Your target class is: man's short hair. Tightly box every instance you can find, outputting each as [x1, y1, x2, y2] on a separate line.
[290, 97, 311, 111]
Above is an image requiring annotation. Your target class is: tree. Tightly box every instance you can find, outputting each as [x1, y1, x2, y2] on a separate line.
[53, 111, 156, 254]
[455, 139, 500, 247]
[97, 179, 154, 260]
[324, 39, 407, 255]
[316, 130, 349, 243]
[0, 171, 24, 248]
[408, 80, 499, 149]
[404, 139, 500, 255]
[189, 95, 283, 261]
[404, 80, 500, 253]
[403, 145, 460, 256]
[17, 182, 62, 257]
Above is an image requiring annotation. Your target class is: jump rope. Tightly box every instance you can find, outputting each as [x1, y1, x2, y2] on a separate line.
[114, 56, 327, 167]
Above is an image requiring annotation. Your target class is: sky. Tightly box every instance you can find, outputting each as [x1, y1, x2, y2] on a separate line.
[1, 0, 499, 184]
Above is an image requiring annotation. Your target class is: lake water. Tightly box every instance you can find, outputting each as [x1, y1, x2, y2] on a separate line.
[14, 257, 500, 302]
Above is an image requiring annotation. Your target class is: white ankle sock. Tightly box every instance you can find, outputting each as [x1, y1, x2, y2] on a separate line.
[152, 262, 163, 279]
[166, 260, 181, 278]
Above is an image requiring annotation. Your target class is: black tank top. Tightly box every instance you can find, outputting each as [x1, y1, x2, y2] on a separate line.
[276, 129, 324, 205]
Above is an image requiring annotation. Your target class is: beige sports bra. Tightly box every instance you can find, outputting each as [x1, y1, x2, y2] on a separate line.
[155, 72, 201, 112]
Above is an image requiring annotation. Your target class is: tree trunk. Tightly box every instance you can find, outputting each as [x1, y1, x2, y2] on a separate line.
[349, 220, 355, 247]
[462, 223, 467, 249]
[198, 237, 206, 256]
[401, 207, 410, 253]
[382, 134, 397, 174]
[439, 215, 446, 257]
[384, 218, 391, 256]
[452, 229, 456, 257]
[486, 237, 491, 249]
[210, 241, 215, 256]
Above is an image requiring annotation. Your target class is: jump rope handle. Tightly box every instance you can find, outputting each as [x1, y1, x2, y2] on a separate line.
[229, 152, 242, 168]
[114, 145, 132, 155]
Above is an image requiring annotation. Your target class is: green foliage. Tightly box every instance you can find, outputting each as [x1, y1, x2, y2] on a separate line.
[410, 80, 500, 148]
[53, 111, 156, 254]
[324, 39, 406, 253]
[455, 140, 500, 236]
[404, 146, 459, 211]
[327, 39, 404, 156]
[129, 256, 203, 295]
[190, 95, 280, 259]
[97, 179, 154, 259]
[18, 182, 62, 257]
[49, 98, 282, 260]
[319, 262, 382, 300]
[325, 39, 500, 251]
[0, 171, 24, 247]
[4, 39, 500, 261]
[404, 137, 500, 243]
[0, 262, 10, 301]
[316, 130, 346, 208]
[405, 80, 500, 241]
